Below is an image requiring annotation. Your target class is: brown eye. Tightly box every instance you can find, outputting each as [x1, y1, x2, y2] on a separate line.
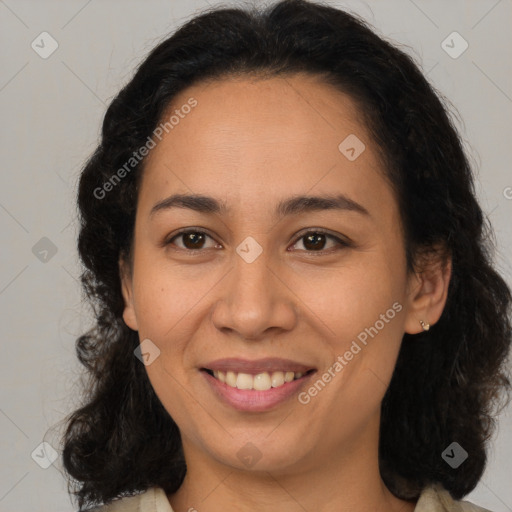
[167, 230, 218, 251]
[290, 230, 350, 253]
[303, 233, 327, 251]
[165, 228, 350, 254]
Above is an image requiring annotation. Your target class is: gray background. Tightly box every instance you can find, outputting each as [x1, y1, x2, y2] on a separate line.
[0, 0, 511, 510]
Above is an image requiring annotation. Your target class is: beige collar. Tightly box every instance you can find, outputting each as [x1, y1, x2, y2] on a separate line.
[96, 483, 492, 511]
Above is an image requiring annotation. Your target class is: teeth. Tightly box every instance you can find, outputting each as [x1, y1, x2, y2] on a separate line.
[213, 370, 226, 383]
[226, 371, 237, 387]
[211, 370, 306, 390]
[236, 372, 253, 390]
[253, 372, 272, 391]
[284, 371, 295, 383]
[271, 371, 284, 387]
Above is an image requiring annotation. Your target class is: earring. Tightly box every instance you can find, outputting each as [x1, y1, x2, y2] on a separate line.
[419, 320, 430, 331]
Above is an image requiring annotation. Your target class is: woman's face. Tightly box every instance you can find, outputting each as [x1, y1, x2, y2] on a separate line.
[120, 73, 447, 474]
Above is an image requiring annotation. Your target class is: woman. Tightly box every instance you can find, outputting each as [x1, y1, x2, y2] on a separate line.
[62, 1, 511, 511]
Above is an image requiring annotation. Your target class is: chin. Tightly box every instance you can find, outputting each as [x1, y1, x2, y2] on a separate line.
[205, 432, 312, 474]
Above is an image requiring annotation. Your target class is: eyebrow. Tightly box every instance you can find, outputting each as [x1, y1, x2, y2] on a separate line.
[149, 193, 370, 219]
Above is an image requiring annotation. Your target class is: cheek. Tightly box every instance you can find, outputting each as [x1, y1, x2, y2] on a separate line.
[132, 271, 202, 426]
[298, 255, 407, 385]
[292, 259, 404, 338]
[131, 260, 222, 394]
[132, 261, 207, 341]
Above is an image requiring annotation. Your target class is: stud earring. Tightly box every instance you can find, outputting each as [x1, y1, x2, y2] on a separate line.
[419, 320, 430, 331]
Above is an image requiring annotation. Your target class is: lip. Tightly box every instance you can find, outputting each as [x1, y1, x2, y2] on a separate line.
[201, 365, 316, 413]
[201, 357, 316, 375]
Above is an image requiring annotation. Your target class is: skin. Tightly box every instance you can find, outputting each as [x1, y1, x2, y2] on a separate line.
[120, 73, 451, 512]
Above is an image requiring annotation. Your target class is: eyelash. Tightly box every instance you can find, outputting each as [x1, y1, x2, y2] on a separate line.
[165, 228, 351, 255]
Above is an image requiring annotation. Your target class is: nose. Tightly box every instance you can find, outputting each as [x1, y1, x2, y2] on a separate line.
[211, 248, 298, 341]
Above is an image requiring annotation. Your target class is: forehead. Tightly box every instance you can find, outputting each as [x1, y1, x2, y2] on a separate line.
[138, 73, 393, 222]
[162, 73, 366, 152]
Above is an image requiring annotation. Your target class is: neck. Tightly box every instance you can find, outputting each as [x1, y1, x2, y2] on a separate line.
[167, 414, 417, 512]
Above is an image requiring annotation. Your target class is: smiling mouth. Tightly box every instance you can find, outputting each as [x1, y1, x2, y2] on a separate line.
[202, 368, 316, 391]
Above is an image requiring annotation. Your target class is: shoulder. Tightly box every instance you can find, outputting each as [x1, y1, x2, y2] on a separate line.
[83, 483, 492, 512]
[415, 483, 493, 512]
[84, 487, 174, 512]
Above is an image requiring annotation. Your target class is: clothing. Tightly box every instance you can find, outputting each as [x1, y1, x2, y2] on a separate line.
[89, 483, 493, 511]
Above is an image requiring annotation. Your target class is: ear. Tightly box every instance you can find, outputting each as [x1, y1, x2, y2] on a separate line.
[404, 247, 452, 334]
[119, 255, 139, 331]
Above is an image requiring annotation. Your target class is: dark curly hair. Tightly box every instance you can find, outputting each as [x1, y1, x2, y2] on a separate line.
[62, 0, 512, 509]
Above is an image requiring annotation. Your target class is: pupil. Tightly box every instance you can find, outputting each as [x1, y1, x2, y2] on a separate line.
[185, 232, 204, 249]
[305, 233, 325, 250]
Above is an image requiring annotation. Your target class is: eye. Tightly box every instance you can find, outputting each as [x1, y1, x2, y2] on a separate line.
[290, 229, 351, 253]
[165, 228, 351, 254]
[166, 229, 219, 251]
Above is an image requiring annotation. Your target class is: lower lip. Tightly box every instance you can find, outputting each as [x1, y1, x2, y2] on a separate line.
[202, 370, 315, 412]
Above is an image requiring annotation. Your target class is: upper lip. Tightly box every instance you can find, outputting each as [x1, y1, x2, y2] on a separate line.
[202, 357, 316, 375]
